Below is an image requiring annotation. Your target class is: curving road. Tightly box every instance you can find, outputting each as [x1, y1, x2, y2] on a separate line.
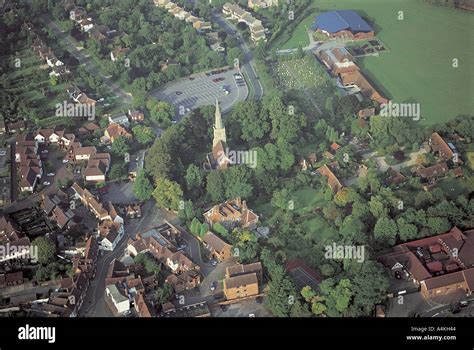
[210, 9, 264, 100]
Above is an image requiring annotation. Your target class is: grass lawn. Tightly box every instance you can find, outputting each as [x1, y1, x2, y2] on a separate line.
[466, 152, 474, 171]
[278, 0, 474, 124]
[278, 13, 315, 50]
[301, 214, 339, 242]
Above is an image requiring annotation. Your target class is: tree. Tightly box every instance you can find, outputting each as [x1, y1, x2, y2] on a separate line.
[134, 171, 153, 202]
[132, 125, 155, 145]
[206, 171, 225, 202]
[224, 165, 253, 199]
[31, 237, 56, 264]
[147, 99, 175, 125]
[373, 217, 397, 246]
[152, 177, 183, 210]
[109, 162, 126, 180]
[185, 164, 204, 198]
[156, 284, 174, 305]
[111, 136, 130, 157]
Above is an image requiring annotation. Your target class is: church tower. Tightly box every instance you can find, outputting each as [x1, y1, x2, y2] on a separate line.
[213, 99, 227, 147]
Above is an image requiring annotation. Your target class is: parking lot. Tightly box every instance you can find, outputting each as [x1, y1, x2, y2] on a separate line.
[150, 67, 248, 120]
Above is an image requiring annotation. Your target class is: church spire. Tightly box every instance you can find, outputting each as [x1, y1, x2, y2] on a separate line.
[213, 99, 226, 147]
[214, 98, 223, 129]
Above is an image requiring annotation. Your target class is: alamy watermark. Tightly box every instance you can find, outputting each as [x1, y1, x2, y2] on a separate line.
[380, 101, 420, 121]
[217, 148, 257, 169]
[0, 243, 38, 263]
[55, 101, 95, 121]
[324, 243, 365, 263]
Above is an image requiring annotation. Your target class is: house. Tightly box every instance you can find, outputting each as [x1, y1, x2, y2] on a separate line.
[339, 70, 389, 105]
[126, 225, 201, 289]
[110, 47, 129, 62]
[222, 3, 266, 42]
[78, 18, 94, 32]
[385, 167, 408, 187]
[108, 113, 130, 128]
[223, 273, 259, 301]
[105, 284, 130, 314]
[102, 123, 132, 144]
[317, 164, 343, 193]
[98, 220, 124, 251]
[204, 197, 259, 230]
[311, 10, 374, 40]
[161, 300, 210, 317]
[73, 146, 96, 161]
[430, 132, 455, 161]
[6, 120, 26, 133]
[319, 47, 359, 76]
[84, 153, 110, 182]
[0, 271, 24, 288]
[128, 109, 144, 122]
[379, 227, 474, 300]
[248, 0, 278, 9]
[226, 262, 263, 282]
[202, 232, 233, 261]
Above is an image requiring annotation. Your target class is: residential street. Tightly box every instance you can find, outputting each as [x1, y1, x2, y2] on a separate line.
[44, 16, 133, 104]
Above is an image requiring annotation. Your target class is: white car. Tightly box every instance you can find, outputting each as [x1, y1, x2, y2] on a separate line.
[41, 150, 48, 154]
[210, 260, 218, 266]
[47, 173, 55, 177]
[62, 159, 69, 164]
[43, 181, 51, 186]
[248, 313, 255, 318]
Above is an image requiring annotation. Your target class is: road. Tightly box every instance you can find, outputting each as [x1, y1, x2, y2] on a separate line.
[81, 201, 177, 316]
[210, 9, 263, 101]
[44, 16, 133, 104]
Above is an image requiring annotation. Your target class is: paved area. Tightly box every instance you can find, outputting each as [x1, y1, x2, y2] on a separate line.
[210, 298, 271, 317]
[99, 181, 136, 205]
[150, 67, 248, 119]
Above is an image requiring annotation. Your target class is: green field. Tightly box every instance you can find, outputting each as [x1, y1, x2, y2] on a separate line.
[279, 0, 474, 124]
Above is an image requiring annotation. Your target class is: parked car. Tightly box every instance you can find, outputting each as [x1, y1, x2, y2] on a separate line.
[210, 281, 217, 291]
[175, 91, 182, 95]
[41, 150, 48, 154]
[212, 77, 225, 83]
[248, 313, 255, 318]
[210, 259, 218, 266]
[62, 159, 69, 164]
[459, 300, 469, 308]
[220, 305, 227, 312]
[46, 173, 55, 177]
[43, 181, 51, 186]
[189, 76, 195, 80]
[256, 297, 262, 304]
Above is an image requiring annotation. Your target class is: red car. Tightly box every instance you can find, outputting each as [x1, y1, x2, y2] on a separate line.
[212, 77, 225, 83]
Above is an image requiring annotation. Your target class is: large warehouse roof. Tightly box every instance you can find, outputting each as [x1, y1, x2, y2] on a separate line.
[312, 10, 373, 34]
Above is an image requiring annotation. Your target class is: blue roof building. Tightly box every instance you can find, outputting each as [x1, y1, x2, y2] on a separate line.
[312, 10, 373, 36]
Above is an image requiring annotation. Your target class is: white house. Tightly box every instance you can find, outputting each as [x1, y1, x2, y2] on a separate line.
[106, 284, 130, 314]
[108, 113, 130, 128]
